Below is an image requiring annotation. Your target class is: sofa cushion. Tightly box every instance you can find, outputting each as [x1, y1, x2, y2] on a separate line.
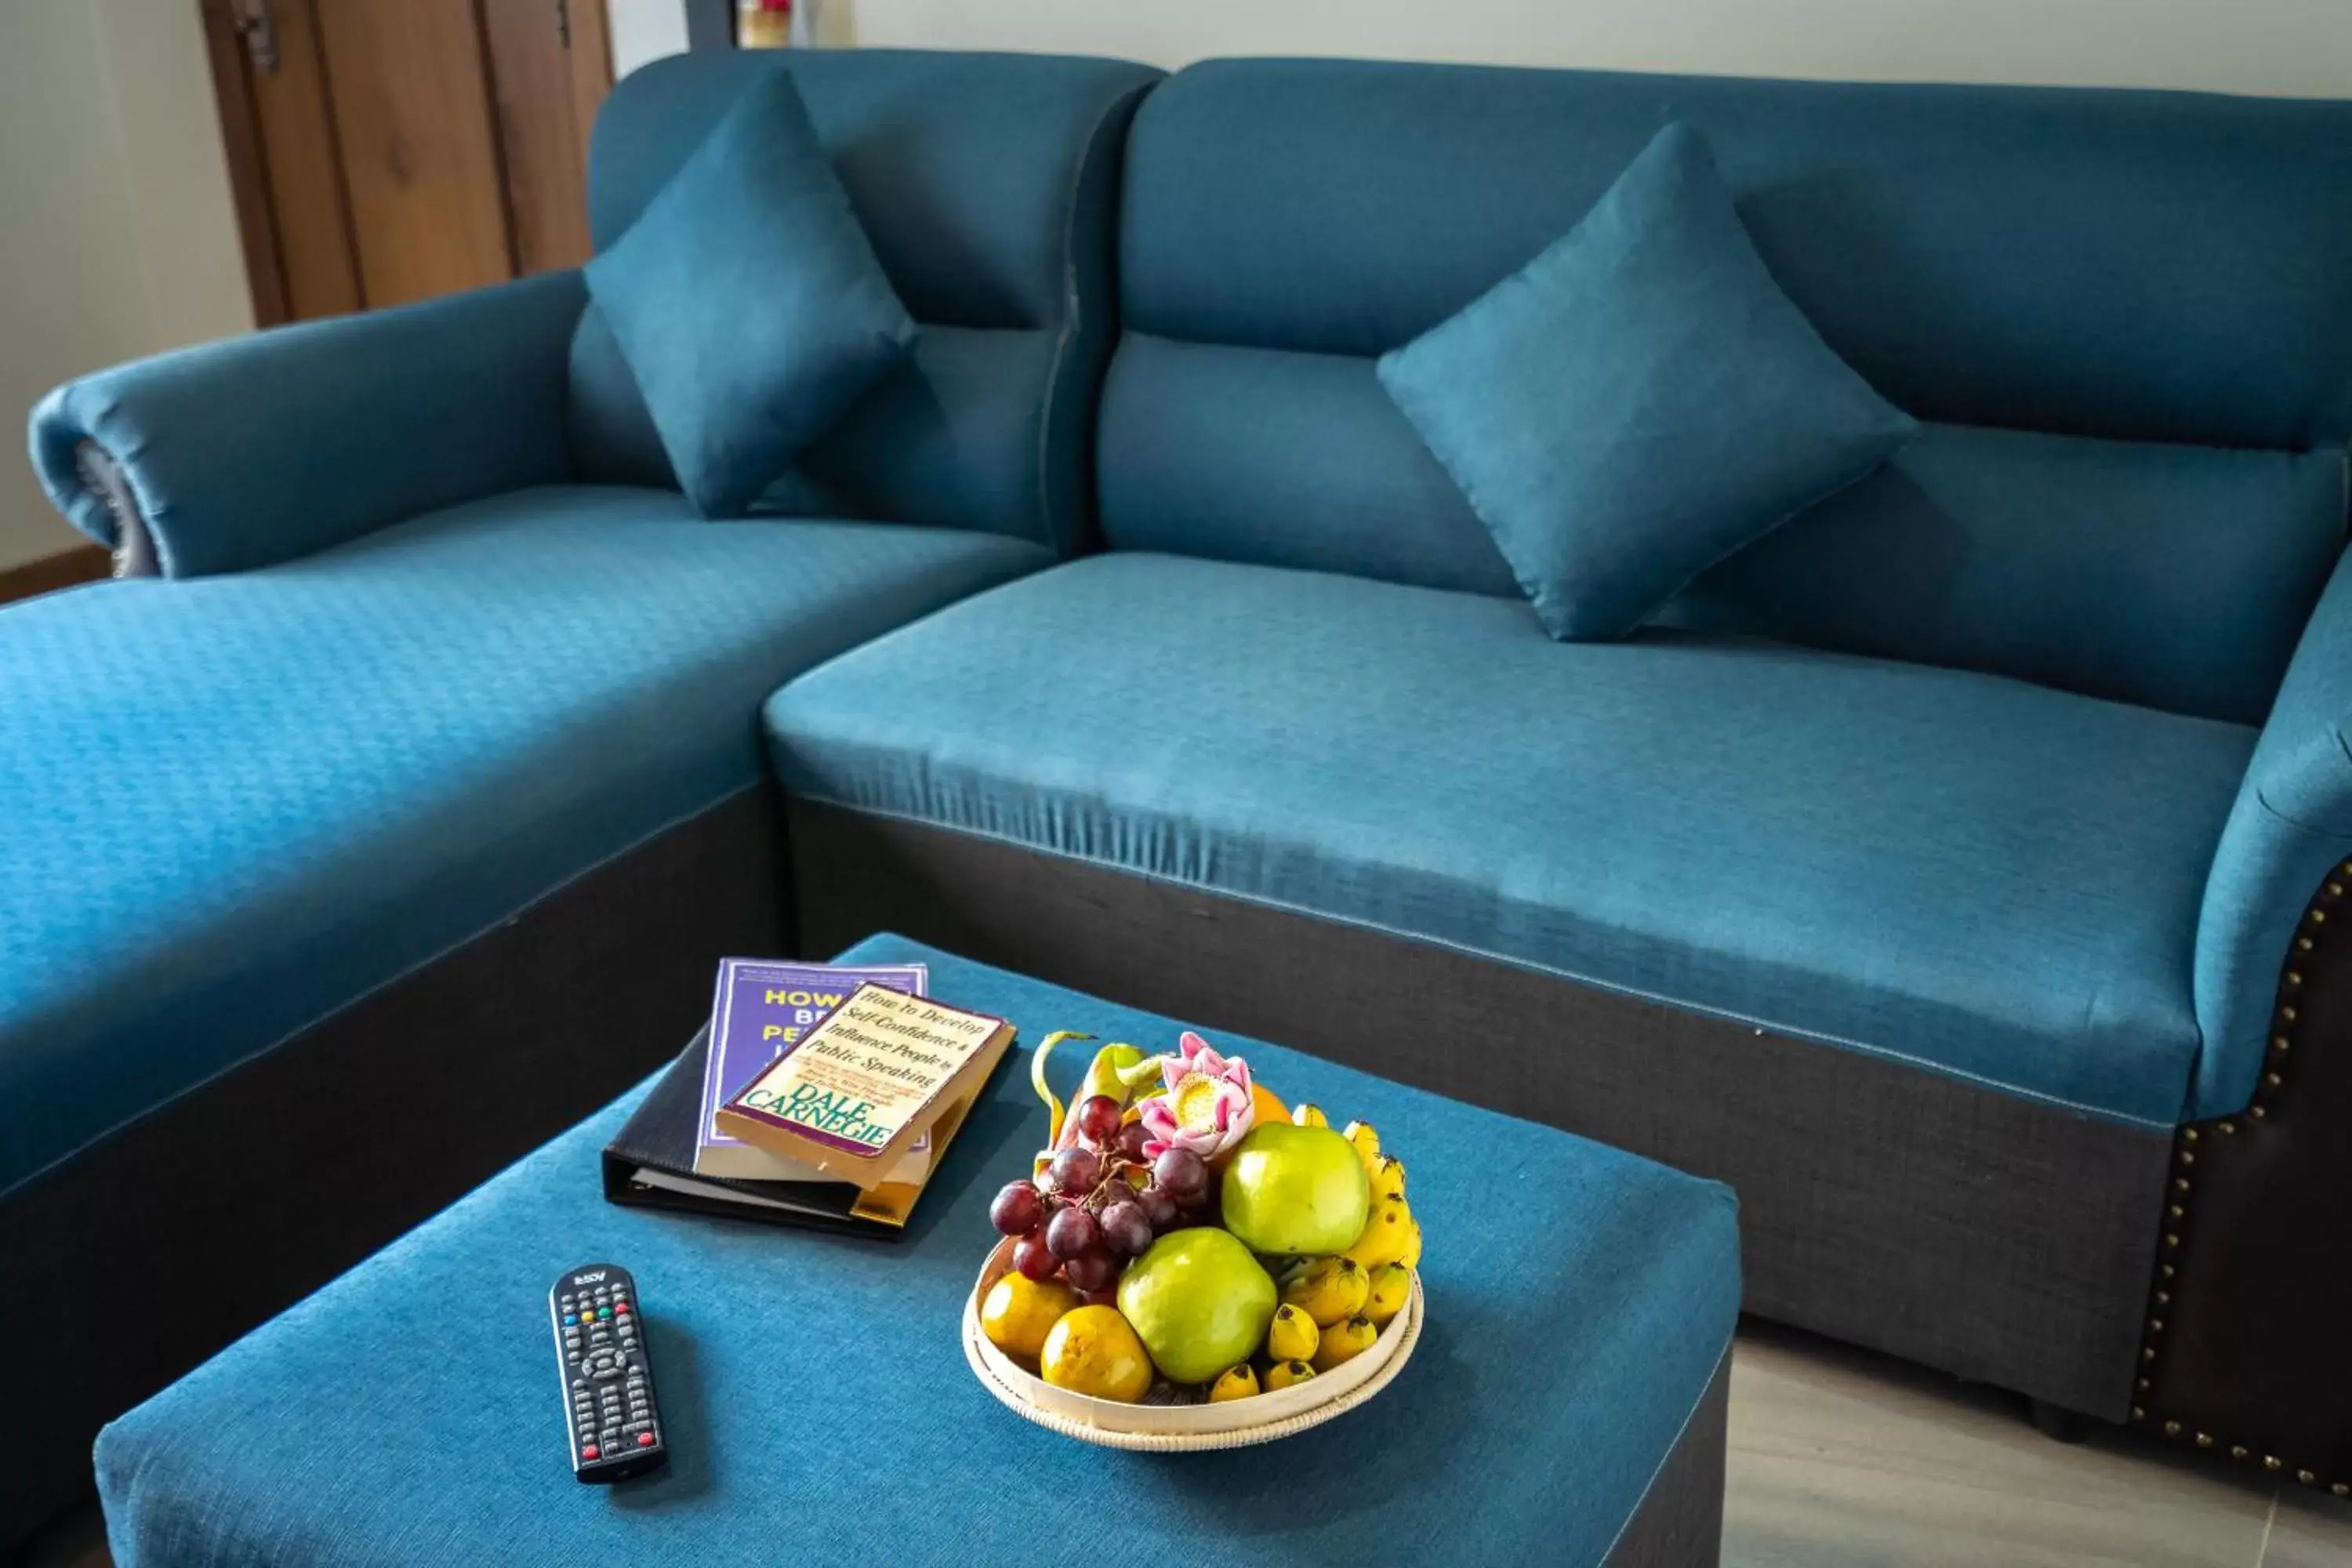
[1664, 425, 2347, 727]
[767, 554, 2258, 1128]
[1379, 122, 1915, 641]
[1099, 57, 2352, 714]
[0, 488, 1047, 1198]
[586, 71, 915, 517]
[572, 50, 1160, 550]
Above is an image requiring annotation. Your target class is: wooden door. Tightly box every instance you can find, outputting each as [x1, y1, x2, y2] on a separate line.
[481, 0, 613, 274]
[202, 0, 614, 325]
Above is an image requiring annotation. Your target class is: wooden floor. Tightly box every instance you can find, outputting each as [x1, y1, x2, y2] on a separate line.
[26, 1320, 2351, 1566]
[1726, 1321, 2352, 1568]
[0, 544, 110, 606]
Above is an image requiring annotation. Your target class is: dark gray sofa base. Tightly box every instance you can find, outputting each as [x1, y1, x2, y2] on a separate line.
[4, 784, 790, 1548]
[2135, 859, 2352, 1496]
[1606, 1352, 1731, 1567]
[787, 797, 2175, 1423]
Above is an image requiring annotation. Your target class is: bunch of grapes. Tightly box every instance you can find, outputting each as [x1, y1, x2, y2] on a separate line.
[988, 1093, 1218, 1299]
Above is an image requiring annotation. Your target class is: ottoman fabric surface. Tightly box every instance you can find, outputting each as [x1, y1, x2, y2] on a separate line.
[96, 938, 1739, 1567]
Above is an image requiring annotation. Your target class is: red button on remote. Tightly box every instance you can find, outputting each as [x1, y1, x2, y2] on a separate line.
[583, 1446, 600, 1460]
[637, 1433, 655, 1447]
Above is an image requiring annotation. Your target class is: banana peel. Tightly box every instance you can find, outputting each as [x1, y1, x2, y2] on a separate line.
[1030, 1036, 1152, 1173]
[1113, 1053, 1170, 1094]
[1029, 1032, 1090, 1153]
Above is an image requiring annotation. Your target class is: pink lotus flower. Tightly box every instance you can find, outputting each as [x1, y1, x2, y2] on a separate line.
[1135, 1032, 1256, 1160]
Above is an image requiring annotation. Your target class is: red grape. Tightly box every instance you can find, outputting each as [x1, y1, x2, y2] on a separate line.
[1045, 1207, 1101, 1261]
[1012, 1235, 1058, 1282]
[989, 1181, 1045, 1237]
[1063, 1248, 1118, 1293]
[1098, 1199, 1154, 1257]
[1152, 1147, 1208, 1203]
[1075, 1094, 1124, 1142]
[1115, 1121, 1153, 1162]
[1049, 1145, 1102, 1195]
[1135, 1186, 1178, 1229]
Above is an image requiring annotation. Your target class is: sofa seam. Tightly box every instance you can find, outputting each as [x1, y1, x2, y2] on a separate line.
[1594, 1341, 1733, 1566]
[782, 791, 2181, 1131]
[0, 780, 771, 1206]
[1034, 80, 1151, 558]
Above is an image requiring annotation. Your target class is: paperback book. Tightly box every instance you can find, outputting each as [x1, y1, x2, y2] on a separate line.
[601, 960, 1010, 1235]
[715, 983, 1015, 1190]
[695, 958, 929, 1182]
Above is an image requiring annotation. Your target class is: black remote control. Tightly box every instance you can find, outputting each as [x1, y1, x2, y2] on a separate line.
[550, 1262, 667, 1483]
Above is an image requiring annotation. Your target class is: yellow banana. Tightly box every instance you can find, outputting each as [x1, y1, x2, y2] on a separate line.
[1341, 1120, 1381, 1175]
[1341, 1196, 1415, 1272]
[1265, 1303, 1319, 1362]
[1264, 1359, 1316, 1391]
[1312, 1315, 1378, 1371]
[1208, 1364, 1259, 1403]
[1290, 1103, 1328, 1128]
[1280, 1255, 1369, 1327]
[1362, 1262, 1410, 1326]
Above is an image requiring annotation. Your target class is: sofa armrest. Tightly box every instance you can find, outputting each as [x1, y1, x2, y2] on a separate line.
[2194, 542, 2352, 1118]
[27, 270, 589, 578]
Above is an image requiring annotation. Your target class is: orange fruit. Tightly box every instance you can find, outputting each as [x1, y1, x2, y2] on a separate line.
[979, 1273, 1080, 1363]
[1250, 1081, 1289, 1128]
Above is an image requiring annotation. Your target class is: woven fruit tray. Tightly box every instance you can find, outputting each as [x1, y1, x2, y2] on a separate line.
[963, 1236, 1424, 1450]
[960, 1027, 1428, 1450]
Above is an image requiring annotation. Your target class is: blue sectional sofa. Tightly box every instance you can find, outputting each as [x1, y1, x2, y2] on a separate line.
[8, 42, 2352, 1543]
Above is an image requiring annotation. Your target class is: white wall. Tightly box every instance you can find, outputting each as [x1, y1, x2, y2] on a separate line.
[609, 0, 695, 78]
[0, 0, 251, 572]
[837, 0, 2352, 98]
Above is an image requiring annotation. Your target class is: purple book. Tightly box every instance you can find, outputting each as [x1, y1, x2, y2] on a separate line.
[693, 959, 928, 1181]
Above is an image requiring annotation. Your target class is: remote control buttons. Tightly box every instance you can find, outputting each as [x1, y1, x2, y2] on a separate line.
[554, 1266, 658, 1480]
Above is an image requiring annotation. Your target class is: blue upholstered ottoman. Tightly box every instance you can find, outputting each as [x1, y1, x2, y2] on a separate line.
[95, 938, 1740, 1566]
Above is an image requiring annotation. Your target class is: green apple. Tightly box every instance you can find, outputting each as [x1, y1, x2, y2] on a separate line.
[1219, 1123, 1372, 1255]
[1116, 1228, 1276, 1384]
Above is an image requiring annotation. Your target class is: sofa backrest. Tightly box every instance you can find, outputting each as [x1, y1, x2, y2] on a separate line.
[571, 49, 1158, 554]
[1100, 58, 2352, 724]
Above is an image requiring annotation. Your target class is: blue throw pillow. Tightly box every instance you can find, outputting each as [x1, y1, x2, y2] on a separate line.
[585, 69, 916, 518]
[1378, 122, 1917, 640]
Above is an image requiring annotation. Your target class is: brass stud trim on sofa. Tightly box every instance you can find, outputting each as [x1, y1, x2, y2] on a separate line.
[2132, 866, 2343, 1499]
